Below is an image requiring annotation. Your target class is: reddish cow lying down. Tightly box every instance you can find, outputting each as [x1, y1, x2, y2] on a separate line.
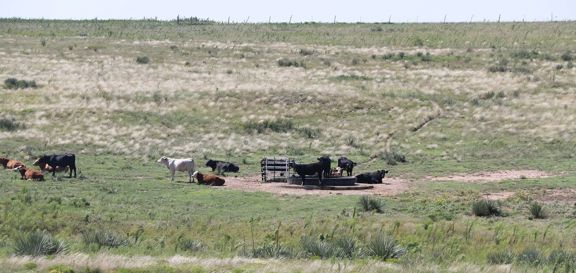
[192, 171, 225, 186]
[0, 157, 25, 169]
[14, 166, 44, 181]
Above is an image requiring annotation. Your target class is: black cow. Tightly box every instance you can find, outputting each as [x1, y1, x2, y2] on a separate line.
[205, 159, 240, 175]
[289, 156, 331, 185]
[33, 154, 77, 178]
[356, 170, 389, 184]
[337, 156, 357, 176]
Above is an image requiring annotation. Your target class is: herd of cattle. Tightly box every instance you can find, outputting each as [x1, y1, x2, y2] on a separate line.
[1, 154, 388, 186]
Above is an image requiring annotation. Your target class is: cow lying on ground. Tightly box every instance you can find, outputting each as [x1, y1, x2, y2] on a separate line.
[39, 163, 69, 173]
[157, 156, 195, 182]
[289, 156, 332, 185]
[205, 159, 240, 175]
[14, 166, 44, 181]
[0, 157, 25, 169]
[356, 170, 389, 184]
[33, 154, 77, 178]
[337, 156, 357, 176]
[192, 171, 225, 186]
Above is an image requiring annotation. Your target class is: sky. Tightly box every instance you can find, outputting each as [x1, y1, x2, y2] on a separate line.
[2, 0, 575, 23]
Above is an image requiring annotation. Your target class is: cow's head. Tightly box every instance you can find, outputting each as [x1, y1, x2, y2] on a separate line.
[205, 159, 215, 167]
[0, 157, 9, 167]
[378, 170, 389, 179]
[156, 156, 168, 164]
[32, 155, 48, 166]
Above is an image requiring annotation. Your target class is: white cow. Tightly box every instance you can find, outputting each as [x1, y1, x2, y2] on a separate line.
[157, 156, 195, 183]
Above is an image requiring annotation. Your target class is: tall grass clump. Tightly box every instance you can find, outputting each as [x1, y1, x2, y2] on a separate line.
[358, 196, 384, 213]
[529, 202, 547, 219]
[379, 150, 407, 165]
[0, 117, 25, 131]
[247, 243, 294, 258]
[14, 231, 67, 256]
[472, 199, 502, 217]
[177, 238, 204, 252]
[365, 234, 405, 260]
[4, 78, 37, 89]
[82, 230, 128, 249]
[243, 119, 294, 134]
[517, 248, 543, 265]
[561, 50, 573, 61]
[277, 58, 305, 68]
[487, 250, 515, 264]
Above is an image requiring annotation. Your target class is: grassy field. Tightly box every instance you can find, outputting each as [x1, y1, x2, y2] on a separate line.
[1, 19, 576, 272]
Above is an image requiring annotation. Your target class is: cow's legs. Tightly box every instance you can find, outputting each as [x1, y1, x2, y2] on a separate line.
[171, 170, 175, 181]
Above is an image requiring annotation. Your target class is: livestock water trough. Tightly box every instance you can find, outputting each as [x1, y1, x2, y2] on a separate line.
[287, 175, 373, 190]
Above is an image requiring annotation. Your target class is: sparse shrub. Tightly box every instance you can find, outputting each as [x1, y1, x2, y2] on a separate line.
[517, 248, 543, 265]
[371, 26, 383, 32]
[300, 236, 335, 259]
[72, 197, 90, 208]
[379, 150, 407, 165]
[561, 51, 573, 61]
[297, 127, 320, 139]
[488, 59, 509, 73]
[0, 117, 25, 131]
[335, 237, 357, 258]
[14, 231, 67, 256]
[398, 52, 405, 59]
[511, 49, 539, 60]
[242, 119, 294, 134]
[351, 58, 361, 65]
[40, 39, 46, 47]
[248, 243, 294, 258]
[478, 91, 495, 100]
[358, 196, 384, 213]
[529, 202, 546, 219]
[420, 52, 432, 62]
[277, 58, 304, 68]
[82, 230, 128, 249]
[365, 234, 405, 260]
[136, 56, 150, 64]
[4, 78, 37, 89]
[413, 37, 424, 47]
[548, 249, 576, 266]
[487, 250, 514, 264]
[299, 48, 314, 56]
[178, 238, 204, 252]
[567, 61, 574, 69]
[472, 199, 502, 217]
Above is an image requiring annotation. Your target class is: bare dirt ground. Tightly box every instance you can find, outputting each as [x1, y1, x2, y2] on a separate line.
[221, 175, 411, 196]
[219, 170, 558, 198]
[427, 170, 552, 183]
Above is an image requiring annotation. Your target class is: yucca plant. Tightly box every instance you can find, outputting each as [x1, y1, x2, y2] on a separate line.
[517, 248, 543, 265]
[358, 196, 384, 213]
[487, 250, 514, 264]
[300, 236, 335, 259]
[82, 230, 128, 249]
[334, 237, 357, 258]
[365, 234, 405, 260]
[178, 238, 204, 252]
[529, 202, 547, 219]
[249, 243, 294, 258]
[472, 199, 502, 217]
[14, 231, 67, 256]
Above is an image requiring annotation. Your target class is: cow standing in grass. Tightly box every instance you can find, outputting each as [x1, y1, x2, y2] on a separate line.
[33, 154, 77, 178]
[337, 156, 357, 176]
[157, 156, 195, 183]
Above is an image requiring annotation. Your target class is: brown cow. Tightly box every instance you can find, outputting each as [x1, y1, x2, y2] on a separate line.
[192, 171, 225, 186]
[15, 166, 44, 181]
[0, 157, 25, 169]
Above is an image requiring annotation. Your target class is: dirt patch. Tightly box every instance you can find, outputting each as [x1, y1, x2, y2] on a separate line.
[534, 188, 576, 204]
[428, 170, 553, 183]
[219, 176, 411, 196]
[482, 192, 516, 201]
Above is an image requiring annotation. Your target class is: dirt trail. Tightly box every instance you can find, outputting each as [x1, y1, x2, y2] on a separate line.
[427, 170, 552, 183]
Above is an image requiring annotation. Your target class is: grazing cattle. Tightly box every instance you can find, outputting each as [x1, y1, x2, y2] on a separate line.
[337, 156, 357, 176]
[356, 170, 389, 184]
[1, 157, 25, 169]
[39, 163, 69, 173]
[289, 156, 332, 185]
[33, 154, 77, 178]
[157, 156, 195, 182]
[14, 166, 44, 181]
[192, 171, 225, 186]
[205, 159, 240, 175]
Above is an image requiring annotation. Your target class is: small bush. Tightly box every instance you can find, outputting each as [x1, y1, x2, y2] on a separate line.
[299, 48, 314, 56]
[472, 199, 502, 217]
[277, 58, 304, 68]
[365, 234, 405, 260]
[4, 78, 37, 89]
[0, 117, 25, 131]
[136, 56, 150, 64]
[178, 239, 204, 252]
[334, 237, 357, 258]
[243, 119, 294, 134]
[297, 127, 320, 139]
[248, 243, 294, 258]
[511, 49, 539, 60]
[14, 231, 67, 256]
[82, 230, 128, 249]
[548, 249, 576, 266]
[487, 250, 514, 264]
[358, 196, 384, 213]
[517, 248, 543, 265]
[379, 150, 407, 165]
[529, 202, 546, 219]
[561, 51, 573, 61]
[300, 236, 335, 259]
